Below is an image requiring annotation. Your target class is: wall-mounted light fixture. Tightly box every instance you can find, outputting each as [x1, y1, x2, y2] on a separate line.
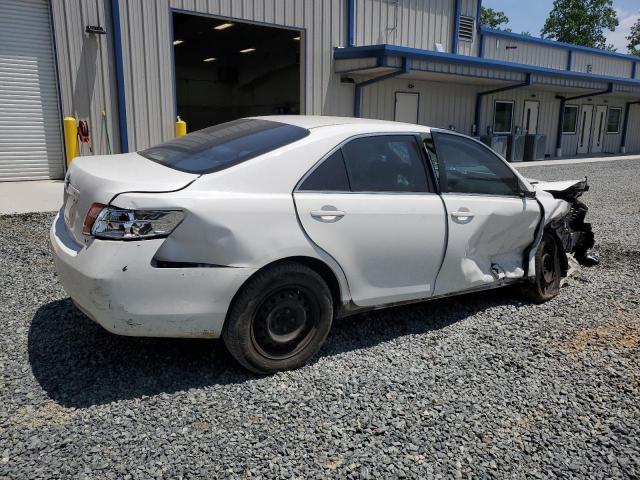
[85, 25, 106, 35]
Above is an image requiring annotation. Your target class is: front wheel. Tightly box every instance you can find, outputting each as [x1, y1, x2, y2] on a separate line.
[222, 262, 333, 374]
[523, 232, 562, 303]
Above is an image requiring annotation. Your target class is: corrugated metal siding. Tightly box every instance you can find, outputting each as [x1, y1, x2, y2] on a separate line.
[335, 57, 379, 73]
[532, 75, 607, 91]
[0, 0, 64, 180]
[572, 52, 632, 79]
[50, 0, 120, 156]
[482, 34, 568, 71]
[359, 77, 480, 133]
[355, 0, 454, 53]
[115, 0, 352, 151]
[407, 57, 525, 82]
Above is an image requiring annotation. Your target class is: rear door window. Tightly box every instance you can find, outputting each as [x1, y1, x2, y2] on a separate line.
[299, 150, 350, 192]
[341, 135, 430, 193]
[140, 119, 309, 174]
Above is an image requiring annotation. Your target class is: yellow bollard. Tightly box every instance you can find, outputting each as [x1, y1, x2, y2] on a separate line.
[176, 116, 187, 137]
[63, 116, 78, 166]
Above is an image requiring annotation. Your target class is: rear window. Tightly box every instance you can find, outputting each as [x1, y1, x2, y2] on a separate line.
[139, 119, 310, 174]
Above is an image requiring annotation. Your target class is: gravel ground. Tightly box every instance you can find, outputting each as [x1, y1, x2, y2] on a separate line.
[1, 159, 639, 479]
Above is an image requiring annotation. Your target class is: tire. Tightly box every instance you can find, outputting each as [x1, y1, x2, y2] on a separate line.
[222, 262, 333, 374]
[523, 232, 562, 303]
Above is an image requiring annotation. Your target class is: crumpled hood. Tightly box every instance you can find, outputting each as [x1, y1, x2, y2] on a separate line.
[527, 177, 589, 201]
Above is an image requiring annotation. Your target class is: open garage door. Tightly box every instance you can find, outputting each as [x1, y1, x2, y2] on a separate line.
[172, 12, 302, 132]
[0, 0, 64, 181]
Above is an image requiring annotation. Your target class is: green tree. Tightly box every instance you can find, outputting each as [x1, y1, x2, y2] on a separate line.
[481, 7, 510, 30]
[541, 0, 619, 50]
[628, 18, 640, 56]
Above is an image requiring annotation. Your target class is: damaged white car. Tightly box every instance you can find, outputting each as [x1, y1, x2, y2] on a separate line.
[51, 116, 595, 373]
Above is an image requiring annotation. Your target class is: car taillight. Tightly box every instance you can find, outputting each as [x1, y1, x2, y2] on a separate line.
[82, 203, 106, 235]
[83, 205, 184, 240]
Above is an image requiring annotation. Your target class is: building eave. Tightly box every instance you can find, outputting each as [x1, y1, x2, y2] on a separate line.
[334, 44, 640, 90]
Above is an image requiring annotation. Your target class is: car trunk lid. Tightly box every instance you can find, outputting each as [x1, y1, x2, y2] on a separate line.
[63, 152, 199, 244]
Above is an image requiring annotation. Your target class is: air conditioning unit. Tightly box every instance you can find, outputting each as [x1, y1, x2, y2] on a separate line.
[480, 135, 509, 158]
[507, 134, 526, 162]
[524, 135, 547, 161]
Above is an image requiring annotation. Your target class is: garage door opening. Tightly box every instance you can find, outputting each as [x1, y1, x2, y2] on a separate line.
[172, 12, 302, 132]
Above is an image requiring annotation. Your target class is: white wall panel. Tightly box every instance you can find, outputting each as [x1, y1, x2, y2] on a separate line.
[359, 77, 480, 133]
[51, 0, 120, 156]
[355, 0, 457, 53]
[483, 34, 568, 71]
[572, 52, 632, 79]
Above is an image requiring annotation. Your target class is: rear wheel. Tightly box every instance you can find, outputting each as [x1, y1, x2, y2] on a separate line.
[523, 233, 562, 303]
[222, 262, 333, 374]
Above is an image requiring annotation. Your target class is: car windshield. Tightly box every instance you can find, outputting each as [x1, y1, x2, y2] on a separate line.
[139, 119, 310, 174]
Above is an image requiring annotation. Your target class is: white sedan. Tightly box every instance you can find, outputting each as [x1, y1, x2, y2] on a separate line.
[51, 116, 595, 373]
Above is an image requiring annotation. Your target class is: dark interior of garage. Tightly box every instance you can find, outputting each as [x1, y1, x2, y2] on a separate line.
[172, 13, 302, 132]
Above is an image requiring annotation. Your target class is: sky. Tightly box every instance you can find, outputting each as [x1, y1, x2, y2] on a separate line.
[482, 0, 640, 54]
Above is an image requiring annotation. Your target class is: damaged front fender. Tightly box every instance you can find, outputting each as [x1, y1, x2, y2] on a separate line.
[531, 177, 597, 269]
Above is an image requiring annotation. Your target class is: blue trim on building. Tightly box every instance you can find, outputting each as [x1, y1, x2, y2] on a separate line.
[452, 0, 461, 54]
[334, 44, 640, 88]
[347, 0, 355, 47]
[481, 27, 640, 64]
[475, 0, 482, 33]
[110, 0, 129, 153]
[567, 49, 573, 71]
[354, 58, 411, 117]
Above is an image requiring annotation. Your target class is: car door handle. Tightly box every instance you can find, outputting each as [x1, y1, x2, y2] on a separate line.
[310, 210, 345, 220]
[451, 211, 475, 220]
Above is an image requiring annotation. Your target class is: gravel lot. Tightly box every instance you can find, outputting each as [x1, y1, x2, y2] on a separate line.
[1, 159, 639, 479]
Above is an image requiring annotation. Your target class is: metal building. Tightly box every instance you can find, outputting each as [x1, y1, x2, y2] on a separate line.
[1, 0, 640, 181]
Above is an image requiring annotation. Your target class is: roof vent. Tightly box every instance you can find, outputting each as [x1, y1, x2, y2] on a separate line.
[458, 16, 475, 42]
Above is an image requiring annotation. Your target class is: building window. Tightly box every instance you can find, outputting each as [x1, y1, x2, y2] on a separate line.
[493, 101, 514, 134]
[562, 105, 579, 134]
[458, 16, 475, 42]
[606, 107, 622, 134]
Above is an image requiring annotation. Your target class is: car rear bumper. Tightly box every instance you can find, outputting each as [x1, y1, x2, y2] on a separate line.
[50, 211, 255, 338]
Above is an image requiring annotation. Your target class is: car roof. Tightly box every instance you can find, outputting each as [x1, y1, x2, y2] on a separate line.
[249, 115, 433, 132]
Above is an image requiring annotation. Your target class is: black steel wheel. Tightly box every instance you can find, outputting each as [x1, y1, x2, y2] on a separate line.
[251, 286, 320, 360]
[523, 232, 562, 303]
[222, 262, 333, 374]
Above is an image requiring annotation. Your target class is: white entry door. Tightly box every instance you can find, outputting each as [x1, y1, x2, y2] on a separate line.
[577, 104, 594, 154]
[522, 100, 539, 134]
[394, 92, 419, 124]
[591, 105, 607, 153]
